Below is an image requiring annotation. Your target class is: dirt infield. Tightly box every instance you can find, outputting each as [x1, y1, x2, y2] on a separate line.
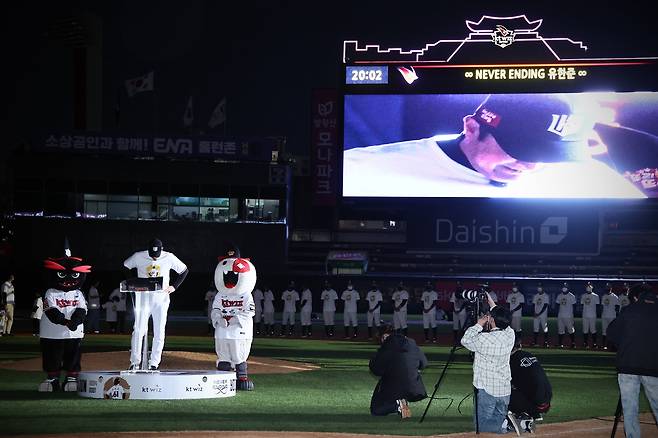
[4, 414, 657, 437]
[0, 350, 319, 374]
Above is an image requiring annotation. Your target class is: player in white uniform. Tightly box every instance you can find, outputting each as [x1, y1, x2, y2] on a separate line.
[123, 238, 188, 370]
[262, 286, 275, 336]
[580, 282, 600, 349]
[532, 285, 550, 348]
[204, 284, 217, 335]
[600, 283, 620, 350]
[211, 245, 256, 390]
[555, 282, 577, 348]
[108, 286, 127, 334]
[365, 281, 383, 340]
[392, 282, 409, 336]
[280, 281, 299, 337]
[86, 281, 101, 334]
[300, 285, 313, 337]
[619, 283, 631, 311]
[252, 285, 264, 335]
[39, 242, 90, 392]
[320, 281, 338, 337]
[420, 282, 439, 343]
[506, 283, 525, 340]
[341, 281, 360, 339]
[450, 283, 467, 345]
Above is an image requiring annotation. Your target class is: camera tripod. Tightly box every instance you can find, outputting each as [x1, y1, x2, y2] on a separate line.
[419, 343, 481, 433]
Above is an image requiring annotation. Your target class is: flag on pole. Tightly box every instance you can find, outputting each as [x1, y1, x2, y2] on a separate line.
[183, 96, 194, 127]
[125, 71, 154, 97]
[208, 97, 226, 128]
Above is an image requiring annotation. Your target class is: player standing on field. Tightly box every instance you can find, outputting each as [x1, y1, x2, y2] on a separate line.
[252, 284, 264, 336]
[420, 282, 439, 343]
[320, 281, 338, 337]
[532, 284, 550, 348]
[450, 282, 467, 345]
[506, 282, 525, 343]
[280, 281, 299, 337]
[555, 282, 577, 348]
[366, 281, 383, 340]
[392, 282, 410, 336]
[204, 283, 217, 335]
[300, 284, 313, 338]
[600, 283, 619, 350]
[580, 282, 600, 349]
[124, 238, 188, 370]
[341, 280, 360, 339]
[262, 285, 275, 336]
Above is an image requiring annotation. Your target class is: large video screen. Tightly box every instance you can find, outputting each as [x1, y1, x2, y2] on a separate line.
[343, 92, 658, 199]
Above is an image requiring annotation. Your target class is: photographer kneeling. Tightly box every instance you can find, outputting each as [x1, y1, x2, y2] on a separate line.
[461, 295, 516, 434]
[369, 325, 428, 419]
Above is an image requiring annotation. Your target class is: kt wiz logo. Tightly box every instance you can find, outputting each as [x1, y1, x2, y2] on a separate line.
[540, 217, 568, 244]
[493, 25, 515, 48]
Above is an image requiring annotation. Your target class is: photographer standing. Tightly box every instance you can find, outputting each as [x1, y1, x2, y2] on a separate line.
[607, 283, 658, 438]
[461, 295, 516, 434]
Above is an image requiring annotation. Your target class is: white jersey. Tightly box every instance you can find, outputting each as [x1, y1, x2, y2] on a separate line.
[341, 289, 360, 312]
[87, 286, 101, 309]
[532, 293, 549, 315]
[506, 292, 525, 317]
[556, 293, 576, 317]
[619, 294, 631, 309]
[488, 291, 498, 303]
[320, 288, 338, 311]
[205, 290, 218, 317]
[211, 291, 255, 339]
[580, 293, 600, 318]
[601, 293, 620, 318]
[392, 289, 409, 310]
[366, 289, 383, 310]
[123, 250, 187, 290]
[252, 288, 264, 312]
[40, 288, 87, 339]
[450, 292, 466, 314]
[281, 289, 300, 312]
[31, 296, 43, 319]
[102, 301, 117, 322]
[2, 281, 15, 304]
[109, 288, 127, 312]
[421, 290, 439, 310]
[300, 289, 313, 312]
[343, 137, 646, 198]
[263, 289, 275, 313]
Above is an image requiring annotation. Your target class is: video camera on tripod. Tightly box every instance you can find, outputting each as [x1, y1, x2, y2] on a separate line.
[459, 283, 492, 319]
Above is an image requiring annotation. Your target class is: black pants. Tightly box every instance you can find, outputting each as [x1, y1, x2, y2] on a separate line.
[509, 388, 545, 418]
[40, 338, 82, 375]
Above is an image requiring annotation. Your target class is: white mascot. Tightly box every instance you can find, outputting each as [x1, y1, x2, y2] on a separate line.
[211, 244, 256, 390]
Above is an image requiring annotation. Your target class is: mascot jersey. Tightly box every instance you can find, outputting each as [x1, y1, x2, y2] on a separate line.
[41, 289, 87, 339]
[212, 256, 256, 340]
[123, 250, 187, 291]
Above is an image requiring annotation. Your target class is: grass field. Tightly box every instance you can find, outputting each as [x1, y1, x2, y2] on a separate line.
[0, 316, 651, 436]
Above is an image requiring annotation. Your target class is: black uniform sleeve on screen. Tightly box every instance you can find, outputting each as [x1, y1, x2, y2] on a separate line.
[172, 268, 189, 290]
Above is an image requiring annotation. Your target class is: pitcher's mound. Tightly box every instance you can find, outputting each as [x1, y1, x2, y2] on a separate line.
[0, 350, 319, 374]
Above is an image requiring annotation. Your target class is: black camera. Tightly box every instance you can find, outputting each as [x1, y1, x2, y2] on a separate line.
[459, 283, 491, 319]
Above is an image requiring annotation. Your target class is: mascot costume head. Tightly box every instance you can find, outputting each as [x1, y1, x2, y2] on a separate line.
[44, 238, 92, 291]
[212, 242, 257, 390]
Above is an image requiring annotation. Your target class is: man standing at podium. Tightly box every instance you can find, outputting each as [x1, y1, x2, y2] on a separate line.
[123, 238, 188, 370]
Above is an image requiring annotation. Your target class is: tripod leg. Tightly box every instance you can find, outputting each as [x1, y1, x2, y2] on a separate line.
[611, 394, 623, 438]
[420, 345, 460, 423]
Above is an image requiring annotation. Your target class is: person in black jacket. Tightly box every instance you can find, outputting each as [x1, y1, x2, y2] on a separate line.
[508, 342, 552, 433]
[369, 325, 428, 418]
[607, 283, 658, 438]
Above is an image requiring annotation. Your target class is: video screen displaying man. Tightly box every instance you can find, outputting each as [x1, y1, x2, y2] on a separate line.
[343, 92, 658, 199]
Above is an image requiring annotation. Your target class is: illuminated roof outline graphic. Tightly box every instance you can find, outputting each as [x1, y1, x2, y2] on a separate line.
[343, 14, 658, 64]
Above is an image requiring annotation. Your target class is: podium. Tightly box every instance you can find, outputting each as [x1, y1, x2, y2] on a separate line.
[76, 278, 236, 400]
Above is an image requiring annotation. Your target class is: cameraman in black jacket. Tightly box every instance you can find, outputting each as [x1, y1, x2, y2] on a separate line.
[607, 283, 658, 438]
[369, 325, 428, 418]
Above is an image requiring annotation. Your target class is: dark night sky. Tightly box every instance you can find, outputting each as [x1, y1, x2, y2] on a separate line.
[2, 1, 657, 161]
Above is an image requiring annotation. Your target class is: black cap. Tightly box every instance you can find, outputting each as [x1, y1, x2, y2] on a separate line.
[221, 241, 240, 259]
[148, 238, 163, 258]
[472, 94, 595, 162]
